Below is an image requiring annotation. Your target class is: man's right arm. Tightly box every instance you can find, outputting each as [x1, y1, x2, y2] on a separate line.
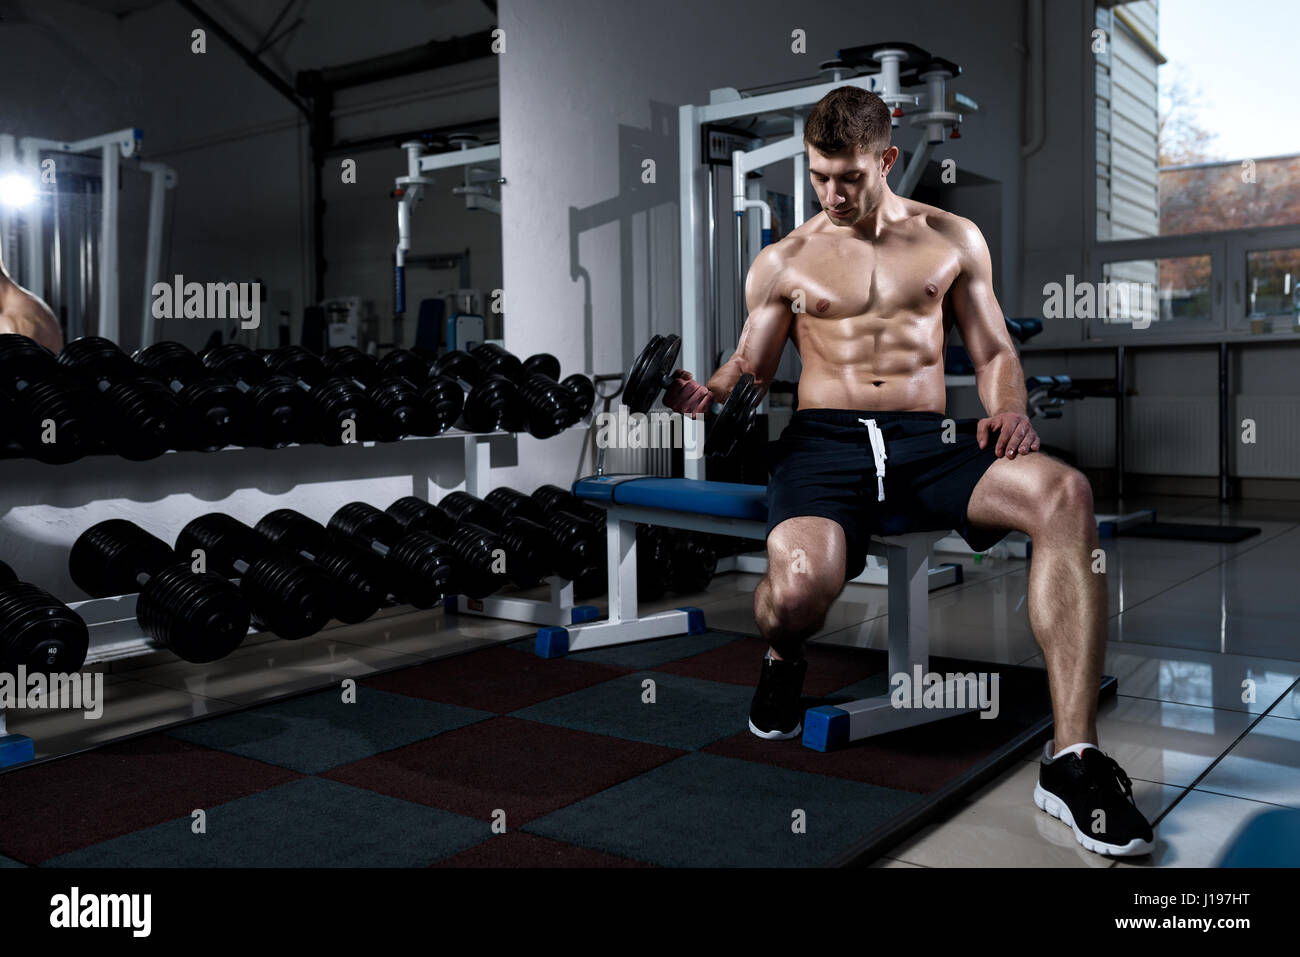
[704, 245, 792, 402]
[663, 244, 792, 415]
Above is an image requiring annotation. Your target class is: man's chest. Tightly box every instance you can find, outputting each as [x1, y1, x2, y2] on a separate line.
[781, 235, 961, 319]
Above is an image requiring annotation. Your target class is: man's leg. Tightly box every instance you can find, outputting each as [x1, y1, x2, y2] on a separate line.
[964, 454, 1103, 750]
[748, 516, 849, 739]
[965, 453, 1154, 855]
[755, 516, 850, 660]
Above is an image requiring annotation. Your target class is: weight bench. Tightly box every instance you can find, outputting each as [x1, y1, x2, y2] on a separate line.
[534, 475, 977, 750]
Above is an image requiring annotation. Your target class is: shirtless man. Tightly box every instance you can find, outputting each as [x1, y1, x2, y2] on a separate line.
[665, 87, 1152, 857]
[0, 247, 63, 352]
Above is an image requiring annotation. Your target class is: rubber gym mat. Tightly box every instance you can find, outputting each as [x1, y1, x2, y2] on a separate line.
[1120, 522, 1260, 543]
[0, 629, 1111, 867]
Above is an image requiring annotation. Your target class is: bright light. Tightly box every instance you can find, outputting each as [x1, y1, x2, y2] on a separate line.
[0, 173, 37, 209]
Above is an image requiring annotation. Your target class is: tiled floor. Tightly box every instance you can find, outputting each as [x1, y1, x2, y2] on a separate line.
[6, 493, 1297, 866]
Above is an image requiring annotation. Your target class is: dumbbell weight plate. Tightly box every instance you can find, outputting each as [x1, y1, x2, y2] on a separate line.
[561, 374, 595, 421]
[624, 334, 681, 414]
[703, 372, 762, 459]
[522, 353, 561, 381]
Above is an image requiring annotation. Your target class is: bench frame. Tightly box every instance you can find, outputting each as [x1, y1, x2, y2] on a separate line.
[534, 491, 978, 751]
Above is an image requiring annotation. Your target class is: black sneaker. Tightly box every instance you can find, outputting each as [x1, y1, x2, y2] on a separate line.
[1034, 744, 1155, 856]
[748, 655, 808, 740]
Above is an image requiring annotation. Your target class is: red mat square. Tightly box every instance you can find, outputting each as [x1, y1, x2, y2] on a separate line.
[0, 736, 301, 863]
[323, 716, 683, 825]
[363, 646, 628, 712]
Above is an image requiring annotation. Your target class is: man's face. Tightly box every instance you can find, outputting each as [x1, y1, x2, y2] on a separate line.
[807, 144, 896, 227]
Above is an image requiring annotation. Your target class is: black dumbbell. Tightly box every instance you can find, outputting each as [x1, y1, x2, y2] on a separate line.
[473, 345, 593, 438]
[0, 559, 90, 674]
[174, 513, 333, 640]
[664, 529, 717, 594]
[327, 503, 456, 608]
[68, 519, 249, 663]
[432, 350, 525, 434]
[322, 346, 381, 386]
[398, 493, 550, 589]
[518, 351, 595, 435]
[527, 486, 604, 588]
[635, 525, 674, 603]
[386, 493, 512, 596]
[198, 343, 316, 448]
[0, 333, 99, 463]
[271, 346, 454, 441]
[57, 336, 186, 461]
[376, 349, 430, 384]
[133, 341, 249, 452]
[383, 496, 457, 539]
[253, 509, 383, 624]
[262, 345, 381, 444]
[483, 486, 549, 526]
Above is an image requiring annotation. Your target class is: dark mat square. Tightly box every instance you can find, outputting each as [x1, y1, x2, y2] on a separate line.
[524, 752, 917, 867]
[166, 687, 493, 774]
[43, 777, 484, 867]
[511, 630, 742, 669]
[323, 715, 683, 825]
[509, 671, 756, 750]
[430, 830, 650, 867]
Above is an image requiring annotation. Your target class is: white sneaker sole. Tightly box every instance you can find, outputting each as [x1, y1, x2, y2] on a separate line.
[1034, 782, 1153, 857]
[749, 718, 801, 741]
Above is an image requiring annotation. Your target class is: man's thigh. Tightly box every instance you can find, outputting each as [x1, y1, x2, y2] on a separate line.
[965, 452, 1088, 536]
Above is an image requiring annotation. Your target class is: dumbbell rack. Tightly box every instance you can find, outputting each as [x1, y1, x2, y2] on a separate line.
[0, 423, 596, 766]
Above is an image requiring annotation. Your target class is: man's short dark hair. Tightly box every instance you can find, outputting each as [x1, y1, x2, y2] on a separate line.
[803, 87, 892, 156]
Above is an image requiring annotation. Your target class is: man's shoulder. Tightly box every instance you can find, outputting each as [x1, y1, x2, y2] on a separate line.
[897, 197, 984, 249]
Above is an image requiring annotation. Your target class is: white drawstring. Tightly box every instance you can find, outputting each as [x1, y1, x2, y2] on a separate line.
[857, 417, 887, 501]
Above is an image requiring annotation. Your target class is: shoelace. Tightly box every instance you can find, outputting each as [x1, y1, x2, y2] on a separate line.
[1082, 751, 1136, 804]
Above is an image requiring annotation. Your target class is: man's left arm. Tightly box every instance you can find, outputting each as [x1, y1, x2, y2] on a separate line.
[947, 217, 1039, 459]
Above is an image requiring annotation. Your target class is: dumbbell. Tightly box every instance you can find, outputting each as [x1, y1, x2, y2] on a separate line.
[376, 349, 430, 384]
[253, 509, 383, 624]
[260, 345, 381, 443]
[322, 346, 381, 385]
[517, 350, 595, 435]
[526, 485, 605, 590]
[322, 346, 447, 439]
[407, 492, 550, 589]
[635, 524, 674, 603]
[175, 513, 333, 640]
[432, 350, 526, 434]
[0, 333, 99, 463]
[624, 333, 762, 457]
[56, 336, 186, 461]
[196, 343, 316, 448]
[133, 341, 249, 452]
[386, 493, 512, 596]
[374, 350, 464, 433]
[327, 503, 456, 608]
[68, 519, 249, 663]
[663, 529, 717, 593]
[482, 486, 549, 526]
[472, 345, 593, 438]
[0, 559, 90, 674]
[270, 346, 458, 441]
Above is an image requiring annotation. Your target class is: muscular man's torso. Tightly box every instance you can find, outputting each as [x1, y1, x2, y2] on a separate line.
[773, 199, 966, 413]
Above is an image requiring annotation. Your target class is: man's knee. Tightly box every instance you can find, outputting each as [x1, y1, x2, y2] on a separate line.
[763, 578, 834, 634]
[1039, 467, 1095, 536]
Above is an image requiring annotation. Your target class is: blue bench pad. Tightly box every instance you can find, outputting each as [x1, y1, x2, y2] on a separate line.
[572, 475, 768, 521]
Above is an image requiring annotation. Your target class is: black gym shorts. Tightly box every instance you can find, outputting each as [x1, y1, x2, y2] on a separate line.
[765, 409, 1010, 580]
